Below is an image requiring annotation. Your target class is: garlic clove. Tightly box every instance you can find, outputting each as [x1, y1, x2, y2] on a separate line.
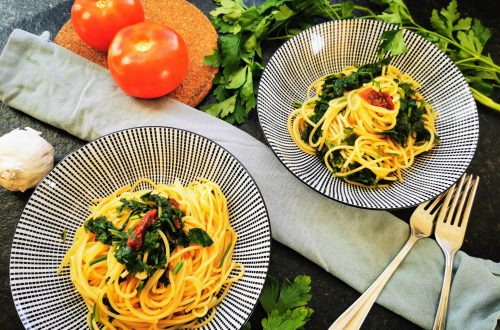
[0, 127, 55, 192]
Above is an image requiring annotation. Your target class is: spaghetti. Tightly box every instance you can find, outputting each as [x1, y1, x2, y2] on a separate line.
[58, 178, 243, 329]
[288, 60, 439, 187]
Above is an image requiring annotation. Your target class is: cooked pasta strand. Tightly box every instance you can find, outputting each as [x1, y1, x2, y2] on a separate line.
[59, 179, 242, 329]
[288, 64, 438, 186]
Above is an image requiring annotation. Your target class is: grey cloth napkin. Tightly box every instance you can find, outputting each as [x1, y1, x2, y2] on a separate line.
[1, 29, 499, 330]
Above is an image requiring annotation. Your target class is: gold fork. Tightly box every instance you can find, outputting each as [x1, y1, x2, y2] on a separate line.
[329, 192, 445, 330]
[432, 174, 479, 330]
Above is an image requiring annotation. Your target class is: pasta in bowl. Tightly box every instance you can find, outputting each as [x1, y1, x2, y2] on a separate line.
[10, 127, 270, 330]
[59, 178, 243, 329]
[258, 19, 479, 209]
[288, 60, 439, 187]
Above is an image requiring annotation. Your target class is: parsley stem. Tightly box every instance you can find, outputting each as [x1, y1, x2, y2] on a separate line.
[323, 5, 341, 20]
[88, 313, 94, 330]
[454, 57, 478, 65]
[218, 244, 232, 268]
[136, 280, 145, 294]
[460, 64, 499, 72]
[455, 56, 500, 72]
[293, 100, 303, 109]
[173, 260, 184, 274]
[267, 35, 295, 41]
[404, 25, 500, 71]
[470, 87, 500, 111]
[405, 25, 461, 48]
[93, 304, 100, 323]
[352, 5, 376, 17]
[118, 211, 138, 231]
[61, 229, 67, 244]
[165, 219, 176, 233]
[89, 255, 107, 266]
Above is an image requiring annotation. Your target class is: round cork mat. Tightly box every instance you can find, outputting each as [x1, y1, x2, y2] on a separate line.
[55, 0, 218, 107]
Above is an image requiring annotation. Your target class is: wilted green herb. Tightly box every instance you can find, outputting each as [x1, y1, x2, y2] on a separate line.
[83, 195, 212, 284]
[60, 229, 67, 244]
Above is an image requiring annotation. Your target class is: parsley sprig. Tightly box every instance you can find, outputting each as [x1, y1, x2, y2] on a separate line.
[243, 275, 314, 330]
[203, 0, 374, 124]
[374, 0, 499, 111]
[204, 0, 499, 124]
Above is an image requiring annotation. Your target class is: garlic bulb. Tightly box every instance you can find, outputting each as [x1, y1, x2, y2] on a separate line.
[0, 127, 55, 192]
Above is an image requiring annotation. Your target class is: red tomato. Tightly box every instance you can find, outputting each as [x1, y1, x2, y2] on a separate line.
[108, 22, 189, 98]
[359, 87, 395, 110]
[71, 0, 144, 52]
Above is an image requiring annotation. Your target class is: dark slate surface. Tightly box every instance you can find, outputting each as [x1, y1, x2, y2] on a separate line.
[0, 0, 498, 329]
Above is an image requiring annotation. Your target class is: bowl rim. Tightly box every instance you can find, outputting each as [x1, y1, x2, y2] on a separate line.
[9, 125, 273, 329]
[256, 18, 479, 210]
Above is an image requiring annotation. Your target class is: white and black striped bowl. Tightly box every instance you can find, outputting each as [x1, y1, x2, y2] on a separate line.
[10, 127, 271, 329]
[257, 19, 479, 209]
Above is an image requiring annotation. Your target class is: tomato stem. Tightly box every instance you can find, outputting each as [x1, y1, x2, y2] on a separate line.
[135, 41, 153, 52]
[96, 0, 107, 9]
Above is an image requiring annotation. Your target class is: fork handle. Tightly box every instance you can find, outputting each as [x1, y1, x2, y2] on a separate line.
[432, 251, 456, 330]
[329, 235, 419, 330]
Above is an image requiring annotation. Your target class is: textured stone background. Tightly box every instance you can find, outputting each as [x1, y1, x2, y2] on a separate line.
[0, 0, 498, 329]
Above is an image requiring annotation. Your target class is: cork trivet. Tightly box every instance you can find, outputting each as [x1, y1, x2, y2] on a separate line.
[55, 0, 218, 107]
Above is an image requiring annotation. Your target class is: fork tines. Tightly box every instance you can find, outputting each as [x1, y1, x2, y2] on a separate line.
[437, 174, 479, 227]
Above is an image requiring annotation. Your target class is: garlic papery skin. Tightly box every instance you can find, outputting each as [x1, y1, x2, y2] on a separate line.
[0, 127, 55, 192]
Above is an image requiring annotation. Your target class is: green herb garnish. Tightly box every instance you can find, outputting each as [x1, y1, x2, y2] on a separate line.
[84, 217, 120, 245]
[188, 228, 214, 247]
[205, 0, 499, 124]
[259, 275, 314, 330]
[173, 260, 184, 274]
[60, 229, 67, 244]
[342, 127, 358, 146]
[89, 255, 107, 266]
[218, 244, 232, 268]
[83, 194, 212, 286]
[203, 0, 375, 124]
[136, 280, 145, 294]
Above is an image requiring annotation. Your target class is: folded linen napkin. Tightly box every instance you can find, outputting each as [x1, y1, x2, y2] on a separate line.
[1, 29, 499, 330]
